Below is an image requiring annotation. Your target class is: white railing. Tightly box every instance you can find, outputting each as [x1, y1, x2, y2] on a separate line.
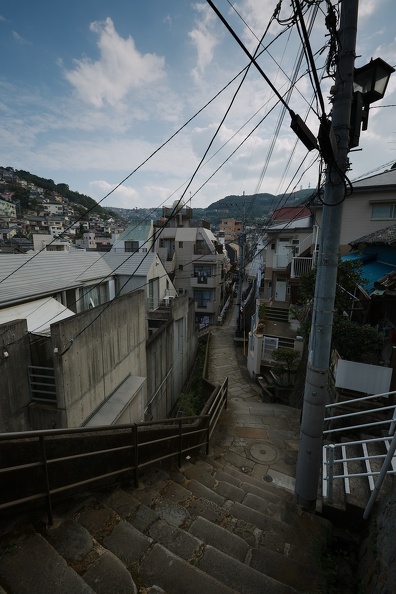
[322, 390, 396, 517]
[290, 256, 314, 278]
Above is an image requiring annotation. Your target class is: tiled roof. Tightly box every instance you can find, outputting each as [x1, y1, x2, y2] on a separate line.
[349, 224, 396, 247]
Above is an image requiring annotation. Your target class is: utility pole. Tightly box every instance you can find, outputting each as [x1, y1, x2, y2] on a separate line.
[294, 0, 359, 510]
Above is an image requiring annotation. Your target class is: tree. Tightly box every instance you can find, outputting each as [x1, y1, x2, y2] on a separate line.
[297, 259, 384, 362]
[271, 348, 300, 385]
[332, 317, 384, 362]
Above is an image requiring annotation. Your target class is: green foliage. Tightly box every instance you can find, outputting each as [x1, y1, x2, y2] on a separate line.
[298, 258, 366, 317]
[271, 348, 300, 385]
[332, 317, 384, 362]
[177, 340, 207, 416]
[296, 258, 384, 361]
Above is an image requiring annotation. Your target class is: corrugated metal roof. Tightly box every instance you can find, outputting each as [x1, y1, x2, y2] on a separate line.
[267, 216, 312, 231]
[103, 252, 155, 276]
[117, 219, 153, 241]
[0, 297, 75, 334]
[0, 252, 113, 306]
[352, 167, 396, 188]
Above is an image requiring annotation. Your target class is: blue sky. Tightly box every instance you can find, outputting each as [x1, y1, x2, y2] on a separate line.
[0, 1, 395, 210]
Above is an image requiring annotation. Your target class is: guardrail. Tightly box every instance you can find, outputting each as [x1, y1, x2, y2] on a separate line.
[0, 378, 228, 525]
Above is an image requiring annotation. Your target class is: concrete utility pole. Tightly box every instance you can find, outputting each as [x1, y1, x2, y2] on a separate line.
[294, 0, 359, 510]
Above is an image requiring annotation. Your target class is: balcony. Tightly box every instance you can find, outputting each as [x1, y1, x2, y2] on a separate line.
[190, 275, 217, 288]
[290, 255, 316, 278]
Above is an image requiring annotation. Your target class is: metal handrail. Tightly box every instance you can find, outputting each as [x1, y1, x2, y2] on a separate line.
[323, 389, 396, 515]
[0, 378, 228, 525]
[325, 390, 396, 409]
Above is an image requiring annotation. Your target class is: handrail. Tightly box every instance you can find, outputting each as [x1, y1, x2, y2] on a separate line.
[0, 378, 228, 525]
[323, 387, 396, 515]
[325, 390, 396, 409]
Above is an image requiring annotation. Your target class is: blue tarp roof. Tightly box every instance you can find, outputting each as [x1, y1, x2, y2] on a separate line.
[342, 253, 396, 294]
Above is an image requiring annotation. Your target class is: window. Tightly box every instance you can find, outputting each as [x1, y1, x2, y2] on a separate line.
[292, 239, 300, 254]
[179, 264, 183, 271]
[125, 240, 139, 252]
[179, 241, 183, 248]
[371, 203, 396, 220]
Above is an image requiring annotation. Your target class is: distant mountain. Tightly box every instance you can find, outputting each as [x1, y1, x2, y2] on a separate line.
[104, 188, 316, 228]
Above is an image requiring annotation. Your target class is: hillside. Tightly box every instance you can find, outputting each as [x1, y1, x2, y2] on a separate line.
[5, 166, 315, 227]
[105, 188, 316, 228]
[14, 169, 117, 219]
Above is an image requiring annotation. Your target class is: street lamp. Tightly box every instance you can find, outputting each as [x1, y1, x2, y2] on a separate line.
[350, 57, 395, 147]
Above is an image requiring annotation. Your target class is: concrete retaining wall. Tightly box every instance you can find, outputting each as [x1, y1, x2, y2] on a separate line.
[51, 290, 147, 428]
[0, 320, 31, 432]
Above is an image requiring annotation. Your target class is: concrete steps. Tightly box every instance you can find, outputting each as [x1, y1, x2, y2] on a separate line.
[265, 306, 289, 324]
[0, 456, 332, 594]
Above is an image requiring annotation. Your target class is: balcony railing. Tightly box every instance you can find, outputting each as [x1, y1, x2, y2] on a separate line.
[290, 256, 314, 278]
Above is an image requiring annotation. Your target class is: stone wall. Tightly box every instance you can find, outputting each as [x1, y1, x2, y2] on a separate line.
[359, 479, 396, 593]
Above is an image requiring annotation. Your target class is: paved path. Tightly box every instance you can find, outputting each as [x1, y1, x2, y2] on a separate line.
[207, 301, 300, 493]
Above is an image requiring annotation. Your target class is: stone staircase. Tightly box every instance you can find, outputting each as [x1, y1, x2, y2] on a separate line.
[0, 454, 332, 594]
[265, 306, 289, 324]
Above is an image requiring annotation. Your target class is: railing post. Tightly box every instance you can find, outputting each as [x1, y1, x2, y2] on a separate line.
[327, 445, 335, 504]
[132, 424, 139, 488]
[178, 419, 183, 467]
[39, 435, 53, 525]
[364, 430, 396, 519]
[389, 406, 396, 436]
[206, 415, 210, 455]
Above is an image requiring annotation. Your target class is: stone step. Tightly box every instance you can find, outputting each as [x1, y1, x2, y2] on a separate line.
[0, 456, 331, 594]
[140, 543, 237, 594]
[0, 531, 97, 594]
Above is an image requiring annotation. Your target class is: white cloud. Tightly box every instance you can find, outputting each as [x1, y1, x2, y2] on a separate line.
[64, 17, 166, 107]
[12, 30, 30, 45]
[189, 3, 219, 83]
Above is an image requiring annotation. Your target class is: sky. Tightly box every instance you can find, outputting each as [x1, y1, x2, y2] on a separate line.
[0, 0, 395, 211]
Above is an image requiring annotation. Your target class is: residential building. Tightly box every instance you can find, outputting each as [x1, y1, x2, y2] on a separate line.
[220, 218, 242, 242]
[0, 198, 16, 219]
[313, 165, 396, 254]
[0, 249, 196, 432]
[111, 219, 154, 254]
[103, 251, 177, 310]
[263, 209, 318, 303]
[32, 233, 72, 253]
[42, 201, 64, 216]
[154, 202, 227, 327]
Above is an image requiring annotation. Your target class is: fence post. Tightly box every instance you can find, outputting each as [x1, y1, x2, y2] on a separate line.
[178, 420, 183, 467]
[39, 435, 53, 525]
[132, 425, 139, 488]
[206, 415, 210, 455]
[327, 445, 335, 504]
[389, 406, 396, 436]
